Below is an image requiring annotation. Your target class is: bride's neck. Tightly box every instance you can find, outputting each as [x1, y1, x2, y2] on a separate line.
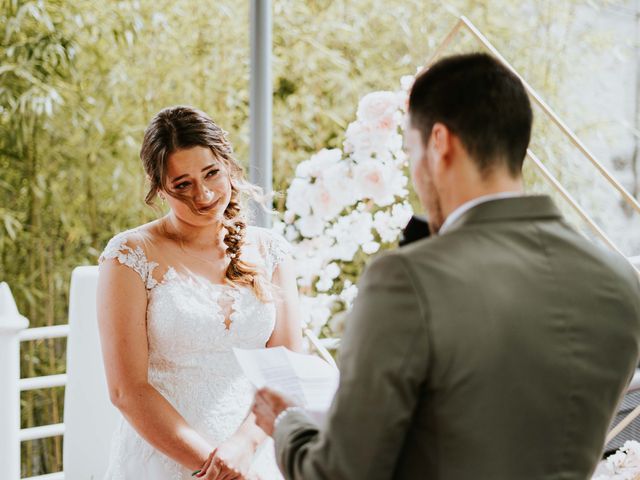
[162, 213, 226, 250]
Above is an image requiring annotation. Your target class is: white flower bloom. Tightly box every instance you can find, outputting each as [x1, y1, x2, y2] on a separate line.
[310, 181, 343, 220]
[393, 148, 408, 166]
[391, 202, 414, 226]
[328, 210, 374, 245]
[315, 276, 334, 292]
[594, 441, 640, 480]
[294, 254, 324, 288]
[373, 202, 414, 243]
[292, 236, 335, 259]
[357, 91, 402, 128]
[339, 280, 359, 308]
[284, 210, 296, 224]
[296, 214, 324, 238]
[282, 72, 421, 333]
[362, 241, 380, 254]
[330, 241, 360, 262]
[344, 119, 403, 163]
[299, 294, 338, 333]
[373, 210, 395, 243]
[400, 75, 415, 92]
[296, 148, 342, 179]
[353, 160, 408, 207]
[272, 220, 286, 237]
[309, 164, 356, 220]
[325, 262, 341, 280]
[315, 262, 342, 293]
[387, 131, 404, 153]
[286, 178, 312, 217]
[344, 121, 379, 160]
[285, 225, 299, 242]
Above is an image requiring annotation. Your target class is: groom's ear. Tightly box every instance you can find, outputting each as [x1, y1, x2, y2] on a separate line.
[430, 122, 453, 169]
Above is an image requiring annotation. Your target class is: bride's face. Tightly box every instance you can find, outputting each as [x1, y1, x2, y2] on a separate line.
[163, 146, 232, 226]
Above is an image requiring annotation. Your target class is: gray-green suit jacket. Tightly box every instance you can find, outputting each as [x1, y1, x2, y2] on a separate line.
[274, 196, 640, 479]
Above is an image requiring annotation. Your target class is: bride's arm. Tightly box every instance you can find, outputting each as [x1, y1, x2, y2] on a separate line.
[267, 255, 304, 352]
[97, 259, 211, 471]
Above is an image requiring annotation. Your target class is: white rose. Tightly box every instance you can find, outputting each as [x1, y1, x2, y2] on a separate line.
[295, 255, 324, 288]
[296, 214, 324, 238]
[330, 240, 359, 262]
[391, 202, 414, 227]
[356, 91, 401, 129]
[310, 181, 344, 220]
[315, 276, 334, 292]
[339, 281, 358, 307]
[353, 160, 407, 207]
[362, 241, 380, 254]
[300, 294, 337, 332]
[286, 178, 312, 217]
[285, 225, 299, 242]
[322, 163, 358, 210]
[296, 148, 342, 179]
[325, 262, 341, 280]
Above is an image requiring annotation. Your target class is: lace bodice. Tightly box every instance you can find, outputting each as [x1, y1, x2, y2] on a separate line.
[99, 225, 289, 479]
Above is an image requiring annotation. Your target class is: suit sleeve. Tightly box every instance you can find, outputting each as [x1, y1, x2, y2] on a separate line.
[273, 253, 430, 480]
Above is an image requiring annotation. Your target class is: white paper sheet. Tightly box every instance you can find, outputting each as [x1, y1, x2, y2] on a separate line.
[233, 346, 339, 423]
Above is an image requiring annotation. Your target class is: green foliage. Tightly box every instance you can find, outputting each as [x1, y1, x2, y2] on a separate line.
[0, 0, 618, 475]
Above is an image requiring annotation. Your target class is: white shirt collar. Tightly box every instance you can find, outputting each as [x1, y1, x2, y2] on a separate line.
[439, 191, 524, 234]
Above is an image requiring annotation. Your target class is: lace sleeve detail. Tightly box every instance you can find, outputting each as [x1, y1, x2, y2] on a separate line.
[247, 226, 292, 278]
[265, 229, 292, 276]
[99, 230, 158, 290]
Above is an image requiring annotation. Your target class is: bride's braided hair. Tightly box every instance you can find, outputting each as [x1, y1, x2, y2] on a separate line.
[140, 105, 269, 302]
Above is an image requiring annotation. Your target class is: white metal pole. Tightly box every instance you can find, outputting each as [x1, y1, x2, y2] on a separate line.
[249, 0, 273, 228]
[0, 282, 29, 480]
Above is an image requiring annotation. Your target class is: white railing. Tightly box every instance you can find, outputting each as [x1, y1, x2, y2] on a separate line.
[0, 282, 68, 480]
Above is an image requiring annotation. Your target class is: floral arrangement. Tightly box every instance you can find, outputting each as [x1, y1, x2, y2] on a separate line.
[593, 441, 640, 480]
[274, 74, 419, 336]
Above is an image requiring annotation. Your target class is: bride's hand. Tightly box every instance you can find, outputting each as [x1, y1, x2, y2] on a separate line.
[196, 436, 254, 479]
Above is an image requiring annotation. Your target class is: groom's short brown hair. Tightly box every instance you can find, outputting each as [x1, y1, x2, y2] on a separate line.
[408, 53, 533, 177]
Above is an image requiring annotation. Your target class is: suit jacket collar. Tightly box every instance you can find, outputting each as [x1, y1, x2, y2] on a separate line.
[443, 195, 562, 234]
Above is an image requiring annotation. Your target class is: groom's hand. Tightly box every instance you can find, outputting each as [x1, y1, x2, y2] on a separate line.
[251, 388, 296, 437]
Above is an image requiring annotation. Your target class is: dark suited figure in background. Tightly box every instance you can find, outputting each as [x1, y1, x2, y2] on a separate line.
[252, 53, 640, 479]
[398, 215, 429, 247]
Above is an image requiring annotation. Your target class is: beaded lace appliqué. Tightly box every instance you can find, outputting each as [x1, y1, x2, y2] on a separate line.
[99, 230, 159, 290]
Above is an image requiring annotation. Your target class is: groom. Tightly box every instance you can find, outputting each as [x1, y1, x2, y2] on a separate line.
[252, 53, 640, 479]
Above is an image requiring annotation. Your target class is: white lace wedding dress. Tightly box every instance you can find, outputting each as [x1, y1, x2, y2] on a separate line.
[99, 225, 287, 480]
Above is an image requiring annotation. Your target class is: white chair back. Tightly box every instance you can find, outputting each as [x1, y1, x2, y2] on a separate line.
[63, 266, 119, 479]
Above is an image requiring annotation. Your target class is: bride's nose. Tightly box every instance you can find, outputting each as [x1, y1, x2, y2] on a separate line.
[194, 184, 214, 203]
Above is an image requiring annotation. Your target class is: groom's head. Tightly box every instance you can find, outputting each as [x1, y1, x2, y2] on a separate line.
[406, 53, 533, 234]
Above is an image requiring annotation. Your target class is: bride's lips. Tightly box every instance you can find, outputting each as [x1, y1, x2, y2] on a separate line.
[196, 199, 218, 213]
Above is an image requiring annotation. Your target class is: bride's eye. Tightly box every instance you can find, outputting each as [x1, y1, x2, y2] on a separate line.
[205, 169, 219, 178]
[174, 182, 190, 190]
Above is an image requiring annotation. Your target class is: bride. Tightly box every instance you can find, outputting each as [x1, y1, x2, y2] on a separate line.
[97, 106, 302, 479]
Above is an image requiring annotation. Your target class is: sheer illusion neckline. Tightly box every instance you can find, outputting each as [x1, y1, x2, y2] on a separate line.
[152, 266, 245, 332]
[152, 265, 238, 292]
